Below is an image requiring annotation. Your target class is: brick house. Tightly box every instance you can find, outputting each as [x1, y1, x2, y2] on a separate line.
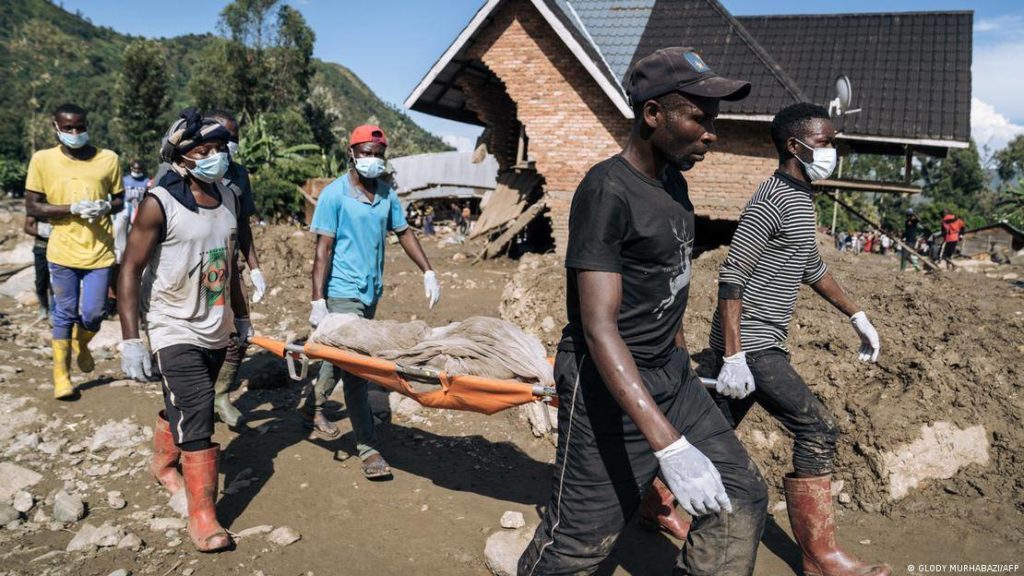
[405, 0, 972, 253]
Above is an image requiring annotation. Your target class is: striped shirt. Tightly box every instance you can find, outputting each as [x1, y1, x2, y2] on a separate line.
[710, 170, 828, 353]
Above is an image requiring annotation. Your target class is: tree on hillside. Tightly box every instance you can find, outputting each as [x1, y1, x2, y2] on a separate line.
[115, 39, 171, 168]
[995, 134, 1024, 184]
[920, 140, 986, 215]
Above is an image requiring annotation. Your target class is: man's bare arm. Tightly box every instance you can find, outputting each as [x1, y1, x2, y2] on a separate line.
[311, 235, 333, 301]
[118, 197, 162, 340]
[718, 297, 744, 357]
[578, 270, 679, 451]
[810, 272, 860, 316]
[25, 191, 71, 219]
[238, 219, 260, 271]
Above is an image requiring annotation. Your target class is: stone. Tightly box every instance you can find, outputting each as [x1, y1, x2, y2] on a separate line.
[838, 492, 853, 505]
[108, 569, 130, 576]
[0, 503, 20, 524]
[148, 517, 186, 531]
[66, 523, 99, 552]
[90, 420, 148, 452]
[540, 316, 556, 333]
[85, 464, 112, 477]
[266, 525, 301, 547]
[0, 462, 43, 502]
[484, 528, 534, 576]
[183, 569, 195, 576]
[13, 490, 34, 513]
[235, 524, 274, 538]
[879, 422, 989, 500]
[93, 522, 126, 547]
[167, 490, 188, 517]
[53, 490, 86, 523]
[107, 491, 126, 510]
[0, 266, 35, 303]
[166, 537, 182, 548]
[499, 511, 526, 529]
[117, 533, 143, 551]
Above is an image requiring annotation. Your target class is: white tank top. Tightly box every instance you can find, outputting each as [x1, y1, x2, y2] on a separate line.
[141, 184, 238, 352]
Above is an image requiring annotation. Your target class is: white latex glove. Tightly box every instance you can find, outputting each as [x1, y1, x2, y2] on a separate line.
[850, 311, 880, 362]
[423, 270, 440, 309]
[81, 199, 112, 218]
[70, 200, 95, 217]
[234, 316, 253, 342]
[716, 352, 756, 399]
[655, 436, 732, 517]
[309, 299, 328, 327]
[249, 269, 266, 303]
[120, 339, 152, 381]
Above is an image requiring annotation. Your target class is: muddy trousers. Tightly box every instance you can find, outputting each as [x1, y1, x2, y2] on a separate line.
[712, 348, 839, 476]
[155, 345, 227, 446]
[48, 263, 109, 340]
[311, 297, 388, 458]
[518, 349, 768, 576]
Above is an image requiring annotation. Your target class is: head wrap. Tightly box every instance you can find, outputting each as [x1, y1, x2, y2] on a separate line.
[156, 109, 232, 212]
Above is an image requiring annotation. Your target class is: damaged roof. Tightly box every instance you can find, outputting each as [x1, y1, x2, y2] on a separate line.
[406, 0, 972, 147]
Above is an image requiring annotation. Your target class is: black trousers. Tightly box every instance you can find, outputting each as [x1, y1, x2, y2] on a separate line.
[712, 348, 839, 476]
[519, 348, 767, 576]
[155, 344, 227, 446]
[32, 243, 50, 309]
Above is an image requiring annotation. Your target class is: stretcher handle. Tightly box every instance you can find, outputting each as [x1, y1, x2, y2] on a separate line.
[699, 377, 718, 390]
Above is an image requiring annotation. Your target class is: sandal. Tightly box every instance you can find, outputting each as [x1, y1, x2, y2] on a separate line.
[304, 410, 341, 440]
[361, 453, 392, 480]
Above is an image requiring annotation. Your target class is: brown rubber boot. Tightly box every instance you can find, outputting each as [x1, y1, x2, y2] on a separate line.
[151, 412, 184, 496]
[181, 445, 233, 552]
[784, 475, 891, 576]
[638, 478, 691, 540]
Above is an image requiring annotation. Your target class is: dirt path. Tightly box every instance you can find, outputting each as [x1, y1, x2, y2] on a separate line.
[1, 219, 1022, 575]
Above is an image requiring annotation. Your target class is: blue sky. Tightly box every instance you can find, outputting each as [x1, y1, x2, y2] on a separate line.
[61, 0, 1024, 154]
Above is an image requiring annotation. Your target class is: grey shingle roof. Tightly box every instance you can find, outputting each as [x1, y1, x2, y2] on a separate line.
[736, 11, 973, 142]
[406, 0, 972, 145]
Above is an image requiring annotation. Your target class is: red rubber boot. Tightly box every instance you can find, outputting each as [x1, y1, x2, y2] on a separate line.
[639, 478, 691, 540]
[784, 475, 891, 576]
[150, 412, 184, 496]
[181, 445, 233, 552]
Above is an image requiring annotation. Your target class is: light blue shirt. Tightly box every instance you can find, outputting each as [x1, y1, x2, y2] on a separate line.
[310, 174, 408, 306]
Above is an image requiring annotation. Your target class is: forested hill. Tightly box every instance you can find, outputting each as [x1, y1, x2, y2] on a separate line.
[0, 0, 450, 162]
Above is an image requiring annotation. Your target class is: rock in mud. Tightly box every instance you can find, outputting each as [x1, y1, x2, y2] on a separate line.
[499, 511, 526, 529]
[484, 527, 534, 576]
[267, 525, 301, 546]
[13, 490, 34, 513]
[0, 462, 43, 501]
[53, 490, 86, 523]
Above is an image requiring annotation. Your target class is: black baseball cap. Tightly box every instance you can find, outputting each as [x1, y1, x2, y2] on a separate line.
[625, 47, 751, 105]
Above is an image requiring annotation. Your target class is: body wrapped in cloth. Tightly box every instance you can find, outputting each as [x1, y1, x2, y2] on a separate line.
[310, 314, 554, 387]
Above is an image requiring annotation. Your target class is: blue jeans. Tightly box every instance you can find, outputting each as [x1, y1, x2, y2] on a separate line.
[313, 298, 381, 459]
[48, 264, 110, 340]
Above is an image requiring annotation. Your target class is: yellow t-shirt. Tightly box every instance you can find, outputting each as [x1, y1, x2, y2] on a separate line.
[25, 146, 123, 269]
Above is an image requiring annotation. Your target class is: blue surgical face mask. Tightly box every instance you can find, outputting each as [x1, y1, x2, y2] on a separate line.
[57, 129, 89, 149]
[187, 152, 229, 183]
[353, 156, 386, 179]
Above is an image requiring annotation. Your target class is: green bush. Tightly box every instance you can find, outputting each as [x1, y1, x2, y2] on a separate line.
[0, 159, 27, 193]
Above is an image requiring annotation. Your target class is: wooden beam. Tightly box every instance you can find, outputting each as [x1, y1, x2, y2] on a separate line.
[474, 198, 548, 262]
[814, 178, 921, 195]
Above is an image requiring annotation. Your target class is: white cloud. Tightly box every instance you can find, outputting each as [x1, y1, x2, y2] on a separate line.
[974, 15, 1024, 35]
[973, 40, 1024, 123]
[442, 134, 475, 153]
[971, 97, 1024, 158]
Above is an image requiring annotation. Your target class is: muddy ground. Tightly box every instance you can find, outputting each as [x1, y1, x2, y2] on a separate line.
[1, 201, 1022, 575]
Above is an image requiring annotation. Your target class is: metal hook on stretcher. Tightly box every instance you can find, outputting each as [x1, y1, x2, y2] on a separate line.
[280, 342, 309, 381]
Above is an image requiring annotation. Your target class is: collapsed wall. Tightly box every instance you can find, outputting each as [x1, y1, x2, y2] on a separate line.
[500, 243, 1024, 539]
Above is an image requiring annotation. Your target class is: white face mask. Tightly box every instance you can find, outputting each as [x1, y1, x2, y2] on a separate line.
[795, 139, 837, 181]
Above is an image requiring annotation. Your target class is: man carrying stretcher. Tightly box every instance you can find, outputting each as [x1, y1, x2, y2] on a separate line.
[307, 124, 441, 479]
[518, 48, 767, 575]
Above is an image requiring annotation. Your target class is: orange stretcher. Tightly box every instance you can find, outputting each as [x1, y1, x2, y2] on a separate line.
[249, 335, 559, 415]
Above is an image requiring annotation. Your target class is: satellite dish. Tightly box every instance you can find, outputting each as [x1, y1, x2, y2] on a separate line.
[835, 75, 852, 112]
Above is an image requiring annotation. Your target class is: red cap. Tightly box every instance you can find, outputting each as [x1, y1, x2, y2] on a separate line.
[349, 124, 388, 148]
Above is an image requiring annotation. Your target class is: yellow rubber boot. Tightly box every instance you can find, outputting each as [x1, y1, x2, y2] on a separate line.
[52, 339, 74, 399]
[72, 325, 97, 373]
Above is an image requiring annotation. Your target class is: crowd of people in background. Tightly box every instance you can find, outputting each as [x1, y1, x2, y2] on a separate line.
[829, 208, 968, 271]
